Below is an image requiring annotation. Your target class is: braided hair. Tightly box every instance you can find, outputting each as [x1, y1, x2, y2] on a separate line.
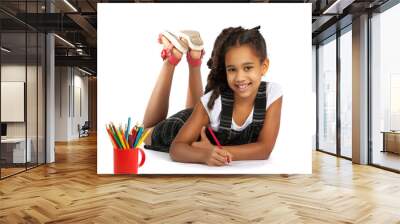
[204, 26, 268, 110]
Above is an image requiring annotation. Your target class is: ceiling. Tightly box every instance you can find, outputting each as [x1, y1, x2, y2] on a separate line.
[0, 0, 392, 75]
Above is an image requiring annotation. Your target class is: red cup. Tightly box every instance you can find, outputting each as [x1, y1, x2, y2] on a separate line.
[113, 148, 146, 174]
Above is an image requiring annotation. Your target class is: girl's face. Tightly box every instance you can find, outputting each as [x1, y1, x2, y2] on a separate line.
[224, 44, 269, 100]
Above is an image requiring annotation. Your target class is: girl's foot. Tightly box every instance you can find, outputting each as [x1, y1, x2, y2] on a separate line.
[158, 31, 188, 66]
[178, 30, 205, 67]
[186, 49, 205, 67]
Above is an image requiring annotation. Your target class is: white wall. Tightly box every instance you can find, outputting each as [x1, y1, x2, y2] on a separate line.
[55, 66, 89, 141]
[55, 66, 69, 141]
[72, 72, 89, 138]
[1, 64, 45, 163]
[1, 65, 27, 140]
[1, 65, 39, 138]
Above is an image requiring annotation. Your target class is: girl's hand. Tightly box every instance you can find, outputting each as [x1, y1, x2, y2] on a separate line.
[191, 126, 214, 151]
[203, 147, 232, 166]
[191, 126, 232, 166]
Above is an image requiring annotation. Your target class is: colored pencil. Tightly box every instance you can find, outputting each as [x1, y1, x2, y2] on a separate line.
[135, 129, 151, 148]
[207, 126, 222, 149]
[109, 124, 123, 149]
[125, 117, 131, 142]
[120, 126, 129, 149]
[207, 126, 230, 163]
[117, 126, 128, 149]
[106, 126, 118, 148]
[121, 129, 129, 149]
[131, 126, 138, 146]
[128, 134, 134, 148]
[134, 126, 143, 148]
[114, 124, 123, 149]
[107, 120, 151, 150]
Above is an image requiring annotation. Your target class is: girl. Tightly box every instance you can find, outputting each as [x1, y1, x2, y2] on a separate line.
[143, 26, 283, 166]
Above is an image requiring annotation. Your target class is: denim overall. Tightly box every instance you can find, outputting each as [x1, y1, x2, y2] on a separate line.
[144, 81, 267, 152]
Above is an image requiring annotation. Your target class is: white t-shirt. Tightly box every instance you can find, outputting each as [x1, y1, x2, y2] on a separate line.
[200, 82, 282, 132]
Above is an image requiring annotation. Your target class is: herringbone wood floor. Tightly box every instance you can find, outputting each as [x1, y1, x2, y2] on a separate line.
[1, 135, 400, 223]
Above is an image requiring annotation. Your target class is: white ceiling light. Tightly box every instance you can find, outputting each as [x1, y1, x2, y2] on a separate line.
[1, 47, 11, 53]
[54, 34, 75, 48]
[63, 0, 78, 12]
[78, 67, 93, 76]
[323, 0, 355, 14]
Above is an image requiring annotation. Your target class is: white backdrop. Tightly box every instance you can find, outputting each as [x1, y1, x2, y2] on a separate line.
[98, 3, 312, 174]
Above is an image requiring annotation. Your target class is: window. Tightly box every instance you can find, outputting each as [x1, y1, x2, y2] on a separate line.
[371, 2, 400, 171]
[318, 36, 337, 154]
[0, 1, 47, 179]
[340, 28, 352, 158]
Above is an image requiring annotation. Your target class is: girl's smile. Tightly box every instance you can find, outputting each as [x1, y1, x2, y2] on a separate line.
[236, 82, 251, 92]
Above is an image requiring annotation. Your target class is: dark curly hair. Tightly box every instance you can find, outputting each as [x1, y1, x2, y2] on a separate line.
[204, 26, 268, 110]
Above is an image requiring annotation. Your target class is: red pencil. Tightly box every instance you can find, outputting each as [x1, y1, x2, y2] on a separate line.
[106, 127, 118, 149]
[207, 126, 222, 149]
[128, 134, 134, 148]
[131, 126, 138, 147]
[207, 126, 230, 163]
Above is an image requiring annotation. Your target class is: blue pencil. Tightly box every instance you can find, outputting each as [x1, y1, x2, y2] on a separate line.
[133, 126, 143, 148]
[125, 117, 131, 142]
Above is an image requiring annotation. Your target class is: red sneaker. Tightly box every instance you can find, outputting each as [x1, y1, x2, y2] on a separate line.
[186, 49, 205, 67]
[158, 31, 188, 66]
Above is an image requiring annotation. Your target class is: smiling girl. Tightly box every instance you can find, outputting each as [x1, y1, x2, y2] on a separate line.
[143, 26, 283, 166]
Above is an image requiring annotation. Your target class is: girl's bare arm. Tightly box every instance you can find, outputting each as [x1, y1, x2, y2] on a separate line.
[169, 102, 211, 163]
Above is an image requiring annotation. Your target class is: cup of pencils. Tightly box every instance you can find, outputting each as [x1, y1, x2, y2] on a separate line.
[106, 118, 149, 174]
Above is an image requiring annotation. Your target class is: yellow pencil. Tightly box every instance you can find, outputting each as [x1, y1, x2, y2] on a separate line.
[135, 129, 151, 148]
[117, 127, 127, 149]
[121, 129, 129, 149]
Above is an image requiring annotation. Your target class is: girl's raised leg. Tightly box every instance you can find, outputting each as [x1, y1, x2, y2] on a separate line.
[143, 36, 183, 129]
[186, 50, 204, 109]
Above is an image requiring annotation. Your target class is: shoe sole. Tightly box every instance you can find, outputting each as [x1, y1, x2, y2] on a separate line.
[178, 30, 204, 51]
[161, 31, 188, 54]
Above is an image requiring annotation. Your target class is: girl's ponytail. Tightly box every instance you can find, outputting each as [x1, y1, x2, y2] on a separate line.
[205, 27, 242, 110]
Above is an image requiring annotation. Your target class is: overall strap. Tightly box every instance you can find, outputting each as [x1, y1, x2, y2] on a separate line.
[252, 81, 267, 125]
[219, 81, 268, 138]
[219, 87, 234, 132]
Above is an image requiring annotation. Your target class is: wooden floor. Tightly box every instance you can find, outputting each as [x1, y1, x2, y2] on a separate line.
[373, 150, 400, 171]
[1, 135, 400, 223]
[1, 167, 26, 178]
[1, 162, 45, 178]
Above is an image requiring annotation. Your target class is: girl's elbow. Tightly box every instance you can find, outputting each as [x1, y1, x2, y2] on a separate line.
[257, 151, 270, 160]
[263, 151, 271, 160]
[259, 144, 273, 160]
[169, 142, 179, 161]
